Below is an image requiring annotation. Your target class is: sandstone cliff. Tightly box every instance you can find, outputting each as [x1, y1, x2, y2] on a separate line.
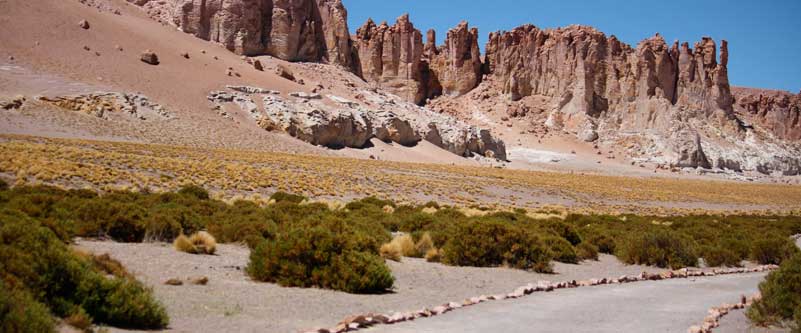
[733, 87, 801, 141]
[128, 0, 353, 66]
[426, 21, 483, 98]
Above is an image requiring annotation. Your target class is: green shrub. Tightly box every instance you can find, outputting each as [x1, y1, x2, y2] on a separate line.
[577, 242, 599, 261]
[702, 246, 741, 267]
[0, 281, 54, 333]
[247, 225, 393, 294]
[269, 191, 306, 204]
[585, 233, 617, 254]
[441, 219, 552, 272]
[750, 237, 799, 265]
[620, 229, 698, 269]
[177, 185, 209, 200]
[0, 209, 168, 329]
[747, 253, 801, 330]
[543, 235, 579, 264]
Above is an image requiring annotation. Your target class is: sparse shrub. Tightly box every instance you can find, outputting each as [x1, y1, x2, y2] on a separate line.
[750, 237, 799, 265]
[585, 233, 616, 254]
[425, 248, 441, 262]
[414, 232, 434, 257]
[747, 253, 801, 330]
[442, 219, 552, 272]
[379, 242, 402, 262]
[270, 191, 306, 204]
[577, 242, 599, 261]
[620, 229, 698, 269]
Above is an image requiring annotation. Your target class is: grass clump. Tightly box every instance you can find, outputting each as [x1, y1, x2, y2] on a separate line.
[425, 248, 442, 263]
[747, 253, 801, 331]
[173, 232, 216, 255]
[415, 232, 434, 257]
[379, 242, 402, 262]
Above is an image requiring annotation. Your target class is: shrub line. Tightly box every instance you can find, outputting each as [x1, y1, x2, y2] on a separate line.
[301, 265, 779, 333]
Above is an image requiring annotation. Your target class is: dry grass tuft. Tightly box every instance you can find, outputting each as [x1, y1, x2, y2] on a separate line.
[421, 207, 438, 214]
[395, 234, 416, 257]
[382, 205, 395, 214]
[164, 278, 183, 286]
[173, 231, 216, 255]
[425, 248, 442, 262]
[415, 232, 434, 257]
[191, 276, 209, 285]
[379, 242, 402, 262]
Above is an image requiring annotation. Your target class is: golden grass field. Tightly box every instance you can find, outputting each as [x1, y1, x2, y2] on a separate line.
[2, 134, 801, 215]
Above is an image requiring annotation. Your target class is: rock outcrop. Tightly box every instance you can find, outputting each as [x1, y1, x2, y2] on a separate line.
[733, 87, 801, 141]
[128, 0, 353, 66]
[426, 21, 483, 97]
[354, 15, 426, 104]
[39, 92, 172, 120]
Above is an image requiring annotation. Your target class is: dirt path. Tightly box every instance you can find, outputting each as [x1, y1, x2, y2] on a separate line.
[370, 273, 768, 333]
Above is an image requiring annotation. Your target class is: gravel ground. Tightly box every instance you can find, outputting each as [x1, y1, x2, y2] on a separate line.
[75, 240, 666, 333]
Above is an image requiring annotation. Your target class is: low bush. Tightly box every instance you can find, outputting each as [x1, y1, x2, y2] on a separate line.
[0, 209, 168, 330]
[425, 248, 442, 262]
[247, 224, 393, 294]
[577, 242, 599, 261]
[543, 236, 579, 264]
[619, 229, 698, 269]
[750, 237, 799, 265]
[415, 232, 434, 257]
[441, 219, 552, 272]
[270, 191, 306, 204]
[702, 246, 741, 267]
[0, 280, 54, 333]
[747, 253, 801, 330]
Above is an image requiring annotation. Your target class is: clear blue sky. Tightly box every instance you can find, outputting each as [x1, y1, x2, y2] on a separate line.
[342, 0, 801, 92]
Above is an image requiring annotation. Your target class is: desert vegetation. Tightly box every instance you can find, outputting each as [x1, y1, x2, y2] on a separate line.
[747, 252, 801, 332]
[3, 134, 801, 213]
[2, 181, 800, 301]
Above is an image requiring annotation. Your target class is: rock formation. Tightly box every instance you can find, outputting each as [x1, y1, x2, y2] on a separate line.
[426, 21, 483, 97]
[733, 87, 801, 141]
[353, 15, 426, 104]
[127, 0, 353, 66]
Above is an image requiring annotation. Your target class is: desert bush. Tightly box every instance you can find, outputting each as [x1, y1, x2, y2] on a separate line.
[64, 308, 93, 331]
[270, 191, 306, 204]
[247, 224, 393, 294]
[425, 248, 442, 262]
[441, 219, 552, 272]
[177, 184, 209, 200]
[577, 242, 599, 261]
[750, 237, 799, 265]
[747, 253, 801, 330]
[619, 229, 698, 269]
[0, 281, 54, 333]
[543, 235, 579, 264]
[585, 233, 617, 254]
[0, 209, 168, 330]
[702, 246, 741, 267]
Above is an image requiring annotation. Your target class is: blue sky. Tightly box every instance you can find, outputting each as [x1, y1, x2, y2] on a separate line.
[342, 0, 801, 92]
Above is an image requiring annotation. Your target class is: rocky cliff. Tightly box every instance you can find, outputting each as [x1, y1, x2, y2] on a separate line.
[733, 87, 801, 141]
[128, 0, 353, 65]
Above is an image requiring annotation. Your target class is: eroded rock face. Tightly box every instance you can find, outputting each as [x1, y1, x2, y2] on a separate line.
[128, 0, 353, 65]
[354, 15, 426, 104]
[733, 87, 801, 141]
[426, 21, 483, 97]
[39, 92, 171, 120]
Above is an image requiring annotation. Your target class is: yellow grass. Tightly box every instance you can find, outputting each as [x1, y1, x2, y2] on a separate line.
[379, 242, 402, 262]
[415, 232, 434, 256]
[2, 134, 801, 214]
[173, 231, 216, 255]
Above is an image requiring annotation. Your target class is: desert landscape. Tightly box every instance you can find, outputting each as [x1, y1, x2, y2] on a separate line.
[1, 0, 800, 332]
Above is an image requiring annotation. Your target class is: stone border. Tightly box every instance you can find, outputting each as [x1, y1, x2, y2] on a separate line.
[302, 265, 779, 333]
[687, 294, 759, 333]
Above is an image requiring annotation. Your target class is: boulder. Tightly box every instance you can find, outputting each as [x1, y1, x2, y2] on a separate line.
[140, 50, 159, 65]
[78, 20, 90, 29]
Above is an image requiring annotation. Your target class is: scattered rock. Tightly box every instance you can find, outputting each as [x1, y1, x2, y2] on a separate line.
[180, 52, 190, 59]
[78, 19, 90, 29]
[191, 276, 208, 285]
[164, 278, 182, 286]
[275, 65, 296, 81]
[140, 50, 159, 65]
[253, 59, 264, 71]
